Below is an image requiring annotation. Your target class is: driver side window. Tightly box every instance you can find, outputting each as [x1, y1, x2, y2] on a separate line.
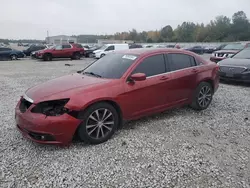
[105, 45, 115, 51]
[132, 54, 166, 77]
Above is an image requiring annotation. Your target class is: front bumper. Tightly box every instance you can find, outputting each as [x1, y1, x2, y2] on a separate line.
[15, 100, 81, 145]
[210, 56, 225, 63]
[219, 72, 250, 83]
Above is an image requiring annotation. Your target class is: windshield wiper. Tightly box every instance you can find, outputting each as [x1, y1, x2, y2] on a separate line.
[82, 71, 102, 78]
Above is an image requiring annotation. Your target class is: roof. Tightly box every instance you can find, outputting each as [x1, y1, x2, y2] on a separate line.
[117, 48, 188, 55]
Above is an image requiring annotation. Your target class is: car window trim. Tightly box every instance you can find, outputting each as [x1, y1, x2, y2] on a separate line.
[166, 53, 199, 72]
[129, 53, 167, 79]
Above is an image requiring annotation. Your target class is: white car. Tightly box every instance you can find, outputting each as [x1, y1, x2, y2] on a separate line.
[93, 44, 129, 58]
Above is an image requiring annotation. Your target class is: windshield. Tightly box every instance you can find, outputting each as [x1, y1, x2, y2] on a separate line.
[233, 48, 250, 59]
[98, 45, 108, 50]
[222, 43, 244, 50]
[82, 53, 138, 79]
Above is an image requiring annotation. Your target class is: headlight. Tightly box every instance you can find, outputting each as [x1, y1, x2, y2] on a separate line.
[31, 98, 70, 116]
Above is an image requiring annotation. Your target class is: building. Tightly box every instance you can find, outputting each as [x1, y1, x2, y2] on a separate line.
[97, 39, 134, 45]
[45, 35, 77, 45]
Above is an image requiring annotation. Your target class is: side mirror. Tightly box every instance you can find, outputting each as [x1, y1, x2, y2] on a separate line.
[130, 73, 146, 81]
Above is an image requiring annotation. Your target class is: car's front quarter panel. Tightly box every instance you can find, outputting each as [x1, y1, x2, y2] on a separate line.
[64, 80, 125, 112]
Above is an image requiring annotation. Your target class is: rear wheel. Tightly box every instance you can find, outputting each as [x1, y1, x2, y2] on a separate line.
[77, 102, 119, 144]
[72, 52, 81, 60]
[10, 54, 17, 60]
[190, 82, 213, 110]
[43, 53, 52, 61]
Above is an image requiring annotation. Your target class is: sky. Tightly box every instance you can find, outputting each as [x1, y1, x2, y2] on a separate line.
[0, 0, 250, 40]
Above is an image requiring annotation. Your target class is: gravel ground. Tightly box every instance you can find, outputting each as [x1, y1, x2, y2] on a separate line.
[0, 57, 250, 188]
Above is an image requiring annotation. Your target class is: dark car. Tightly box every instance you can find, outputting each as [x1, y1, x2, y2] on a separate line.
[23, 45, 47, 56]
[210, 42, 250, 63]
[84, 46, 102, 58]
[0, 47, 25, 60]
[218, 47, 250, 83]
[15, 48, 219, 145]
[204, 46, 217, 53]
[185, 46, 204, 54]
[129, 44, 143, 49]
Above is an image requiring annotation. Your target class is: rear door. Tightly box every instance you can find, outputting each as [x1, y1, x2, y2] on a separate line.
[165, 53, 199, 103]
[62, 44, 73, 57]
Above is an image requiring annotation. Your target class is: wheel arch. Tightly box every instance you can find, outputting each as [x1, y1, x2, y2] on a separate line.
[71, 99, 124, 130]
[198, 78, 214, 93]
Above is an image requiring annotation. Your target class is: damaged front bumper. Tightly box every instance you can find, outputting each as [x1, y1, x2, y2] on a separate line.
[15, 99, 81, 145]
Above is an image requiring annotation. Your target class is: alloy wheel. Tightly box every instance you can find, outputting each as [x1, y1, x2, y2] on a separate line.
[86, 108, 114, 139]
[198, 86, 212, 108]
[11, 55, 17, 60]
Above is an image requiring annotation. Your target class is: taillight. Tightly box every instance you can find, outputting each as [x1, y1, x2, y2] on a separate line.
[215, 65, 219, 71]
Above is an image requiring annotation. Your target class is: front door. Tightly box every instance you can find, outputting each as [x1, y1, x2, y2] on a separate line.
[119, 54, 173, 119]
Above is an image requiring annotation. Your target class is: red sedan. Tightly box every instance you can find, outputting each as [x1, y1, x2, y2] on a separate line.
[15, 48, 219, 145]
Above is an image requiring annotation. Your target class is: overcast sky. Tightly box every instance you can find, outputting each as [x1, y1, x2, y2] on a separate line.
[0, 0, 250, 40]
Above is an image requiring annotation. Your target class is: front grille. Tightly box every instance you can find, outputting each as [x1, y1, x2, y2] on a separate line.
[217, 53, 225, 57]
[219, 66, 247, 74]
[19, 98, 32, 113]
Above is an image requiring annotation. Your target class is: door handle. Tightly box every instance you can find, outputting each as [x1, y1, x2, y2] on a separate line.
[160, 76, 170, 80]
[192, 69, 198, 73]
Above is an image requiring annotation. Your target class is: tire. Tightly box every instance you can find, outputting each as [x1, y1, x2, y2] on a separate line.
[77, 102, 119, 144]
[43, 53, 52, 61]
[72, 52, 81, 60]
[10, 54, 18, 60]
[100, 54, 105, 58]
[190, 82, 213, 111]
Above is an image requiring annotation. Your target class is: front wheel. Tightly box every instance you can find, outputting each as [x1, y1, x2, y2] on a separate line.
[43, 54, 52, 61]
[190, 82, 213, 111]
[10, 54, 18, 60]
[77, 102, 119, 144]
[100, 54, 105, 58]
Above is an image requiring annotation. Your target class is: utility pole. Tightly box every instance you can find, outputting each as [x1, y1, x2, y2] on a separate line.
[47, 30, 49, 44]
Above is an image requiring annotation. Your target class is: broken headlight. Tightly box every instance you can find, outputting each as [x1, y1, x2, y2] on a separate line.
[31, 98, 70, 116]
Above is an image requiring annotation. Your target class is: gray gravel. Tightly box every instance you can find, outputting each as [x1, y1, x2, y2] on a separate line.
[0, 57, 250, 188]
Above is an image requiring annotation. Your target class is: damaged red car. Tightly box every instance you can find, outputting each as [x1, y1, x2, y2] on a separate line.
[15, 48, 219, 145]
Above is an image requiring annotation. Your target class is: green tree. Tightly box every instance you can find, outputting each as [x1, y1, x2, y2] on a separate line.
[161, 25, 173, 41]
[231, 11, 250, 41]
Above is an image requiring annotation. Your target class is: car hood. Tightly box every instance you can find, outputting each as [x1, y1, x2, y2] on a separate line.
[25, 73, 110, 103]
[38, 48, 53, 53]
[214, 50, 239, 54]
[93, 49, 103, 53]
[219, 58, 250, 68]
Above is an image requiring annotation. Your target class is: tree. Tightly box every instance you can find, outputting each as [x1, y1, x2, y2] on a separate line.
[161, 25, 173, 41]
[231, 11, 250, 41]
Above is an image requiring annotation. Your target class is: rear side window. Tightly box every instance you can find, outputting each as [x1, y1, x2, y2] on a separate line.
[132, 54, 166, 77]
[75, 44, 83, 48]
[167, 53, 196, 71]
[62, 44, 72, 49]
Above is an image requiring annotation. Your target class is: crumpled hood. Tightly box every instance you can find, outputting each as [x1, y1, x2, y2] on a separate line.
[25, 73, 110, 103]
[214, 50, 239, 54]
[219, 58, 250, 68]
